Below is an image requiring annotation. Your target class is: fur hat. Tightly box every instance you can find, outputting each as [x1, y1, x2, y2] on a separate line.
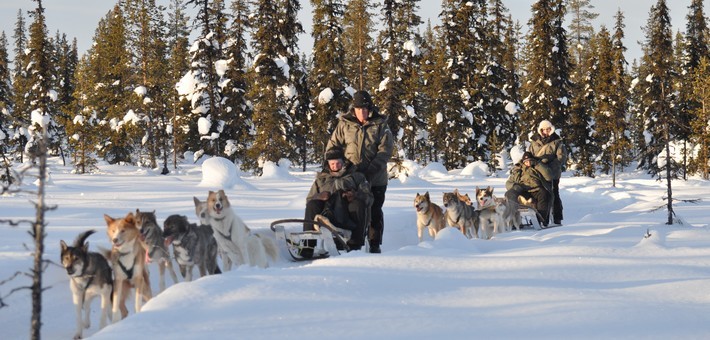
[352, 90, 373, 109]
[538, 120, 555, 134]
[521, 151, 536, 162]
[325, 146, 345, 161]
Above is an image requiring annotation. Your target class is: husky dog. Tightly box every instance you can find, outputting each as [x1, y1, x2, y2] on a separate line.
[163, 214, 221, 281]
[475, 186, 505, 239]
[104, 212, 152, 321]
[414, 192, 445, 242]
[60, 230, 113, 339]
[194, 197, 232, 270]
[443, 190, 479, 239]
[476, 186, 521, 234]
[206, 190, 279, 268]
[135, 209, 179, 293]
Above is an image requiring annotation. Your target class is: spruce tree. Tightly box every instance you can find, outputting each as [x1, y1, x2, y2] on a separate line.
[25, 0, 61, 158]
[418, 20, 438, 163]
[486, 0, 519, 171]
[247, 0, 292, 169]
[12, 10, 30, 162]
[639, 0, 678, 224]
[637, 0, 676, 177]
[88, 6, 135, 164]
[608, 10, 633, 185]
[567, 0, 598, 67]
[0, 32, 13, 183]
[342, 0, 376, 91]
[182, 0, 226, 158]
[374, 0, 423, 160]
[690, 57, 710, 179]
[221, 0, 253, 166]
[66, 54, 100, 174]
[436, 0, 475, 168]
[520, 0, 573, 133]
[310, 0, 350, 161]
[277, 0, 310, 169]
[166, 0, 191, 167]
[683, 0, 708, 176]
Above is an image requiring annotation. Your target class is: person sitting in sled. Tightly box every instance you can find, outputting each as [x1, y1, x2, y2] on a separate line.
[304, 146, 373, 252]
[505, 151, 554, 227]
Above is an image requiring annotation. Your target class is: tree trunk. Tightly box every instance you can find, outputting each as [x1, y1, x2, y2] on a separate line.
[31, 130, 48, 340]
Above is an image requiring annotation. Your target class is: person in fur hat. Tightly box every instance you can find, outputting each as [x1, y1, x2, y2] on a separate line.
[528, 120, 567, 225]
[326, 90, 393, 253]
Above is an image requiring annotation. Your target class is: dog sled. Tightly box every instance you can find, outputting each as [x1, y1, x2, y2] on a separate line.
[271, 217, 351, 261]
[518, 205, 542, 230]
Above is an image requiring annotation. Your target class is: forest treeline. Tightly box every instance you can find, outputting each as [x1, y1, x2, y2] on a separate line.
[0, 0, 708, 182]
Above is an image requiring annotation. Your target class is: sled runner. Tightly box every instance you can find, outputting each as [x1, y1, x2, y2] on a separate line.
[518, 205, 542, 230]
[271, 218, 351, 261]
[518, 205, 561, 230]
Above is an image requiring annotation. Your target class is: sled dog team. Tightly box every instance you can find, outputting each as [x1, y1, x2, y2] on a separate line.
[59, 189, 277, 339]
[415, 186, 522, 242]
[61, 186, 516, 338]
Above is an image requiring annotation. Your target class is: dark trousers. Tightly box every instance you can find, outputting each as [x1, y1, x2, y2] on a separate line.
[369, 185, 387, 246]
[505, 188, 552, 226]
[551, 178, 563, 223]
[304, 198, 367, 247]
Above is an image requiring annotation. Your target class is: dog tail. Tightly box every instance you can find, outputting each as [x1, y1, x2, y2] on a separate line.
[73, 229, 96, 248]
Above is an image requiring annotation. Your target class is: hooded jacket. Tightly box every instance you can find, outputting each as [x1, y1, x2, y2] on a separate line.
[327, 108, 394, 187]
[529, 122, 567, 180]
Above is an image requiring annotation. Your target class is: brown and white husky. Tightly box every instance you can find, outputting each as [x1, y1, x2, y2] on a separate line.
[414, 192, 446, 242]
[104, 212, 153, 321]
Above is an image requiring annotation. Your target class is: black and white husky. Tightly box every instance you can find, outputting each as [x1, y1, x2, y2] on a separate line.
[60, 230, 113, 339]
[162, 214, 221, 281]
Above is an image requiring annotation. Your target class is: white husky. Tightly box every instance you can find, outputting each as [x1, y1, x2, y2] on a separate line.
[205, 190, 279, 268]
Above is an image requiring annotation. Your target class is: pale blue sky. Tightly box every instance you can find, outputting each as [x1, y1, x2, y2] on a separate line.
[0, 1, 704, 65]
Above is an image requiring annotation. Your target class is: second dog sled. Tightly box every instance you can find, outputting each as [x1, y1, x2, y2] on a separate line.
[271, 216, 351, 261]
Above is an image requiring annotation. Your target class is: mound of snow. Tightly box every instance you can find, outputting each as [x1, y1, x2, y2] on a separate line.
[198, 157, 251, 189]
[259, 159, 298, 181]
[419, 162, 450, 178]
[460, 161, 488, 178]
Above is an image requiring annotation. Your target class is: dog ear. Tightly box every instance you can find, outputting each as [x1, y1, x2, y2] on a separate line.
[487, 186, 493, 193]
[104, 214, 114, 225]
[124, 212, 135, 224]
[425, 191, 430, 199]
[83, 241, 89, 252]
[60, 240, 68, 252]
[193, 197, 201, 207]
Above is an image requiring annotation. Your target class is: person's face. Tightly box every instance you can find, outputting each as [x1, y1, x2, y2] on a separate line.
[354, 107, 369, 124]
[328, 159, 344, 172]
[523, 159, 533, 167]
[540, 126, 552, 137]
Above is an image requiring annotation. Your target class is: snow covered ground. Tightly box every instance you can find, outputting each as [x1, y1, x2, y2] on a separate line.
[1, 157, 709, 339]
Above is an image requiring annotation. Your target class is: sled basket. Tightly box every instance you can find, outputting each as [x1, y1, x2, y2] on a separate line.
[271, 219, 349, 261]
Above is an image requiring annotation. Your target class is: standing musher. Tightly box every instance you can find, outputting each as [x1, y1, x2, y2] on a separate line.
[528, 120, 567, 225]
[327, 90, 393, 253]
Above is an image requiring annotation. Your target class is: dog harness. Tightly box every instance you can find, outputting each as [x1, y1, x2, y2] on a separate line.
[117, 250, 135, 280]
